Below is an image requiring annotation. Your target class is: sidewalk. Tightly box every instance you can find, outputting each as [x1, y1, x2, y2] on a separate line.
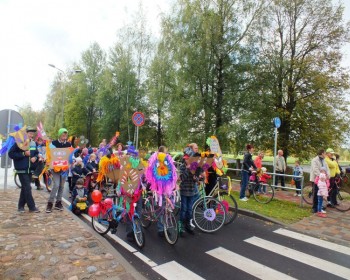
[0, 188, 145, 280]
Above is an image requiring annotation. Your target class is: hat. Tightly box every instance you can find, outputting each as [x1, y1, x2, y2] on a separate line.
[75, 157, 83, 163]
[261, 167, 267, 173]
[26, 126, 37, 133]
[58, 128, 68, 137]
[326, 148, 335, 154]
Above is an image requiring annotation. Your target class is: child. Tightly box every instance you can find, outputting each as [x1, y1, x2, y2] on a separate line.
[71, 157, 85, 190]
[32, 137, 46, 179]
[259, 167, 271, 193]
[71, 178, 88, 215]
[85, 153, 98, 173]
[293, 160, 303, 196]
[314, 167, 329, 218]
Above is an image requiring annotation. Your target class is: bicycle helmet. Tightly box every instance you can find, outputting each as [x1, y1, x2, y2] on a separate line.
[58, 128, 68, 137]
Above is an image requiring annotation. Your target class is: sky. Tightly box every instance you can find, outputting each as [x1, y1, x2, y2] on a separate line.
[0, 0, 349, 112]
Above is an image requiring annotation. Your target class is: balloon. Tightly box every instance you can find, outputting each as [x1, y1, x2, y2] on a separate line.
[88, 203, 100, 217]
[91, 190, 102, 203]
[103, 198, 113, 209]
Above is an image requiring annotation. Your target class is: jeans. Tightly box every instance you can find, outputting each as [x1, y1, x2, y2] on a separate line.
[317, 195, 324, 212]
[48, 172, 65, 203]
[18, 173, 36, 210]
[328, 177, 337, 205]
[312, 183, 319, 212]
[180, 195, 195, 222]
[240, 170, 249, 199]
[295, 180, 301, 194]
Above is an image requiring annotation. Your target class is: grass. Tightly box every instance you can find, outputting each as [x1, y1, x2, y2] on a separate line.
[230, 190, 312, 224]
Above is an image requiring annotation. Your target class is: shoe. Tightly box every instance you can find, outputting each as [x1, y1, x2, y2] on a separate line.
[185, 223, 195, 235]
[178, 221, 186, 237]
[321, 210, 327, 214]
[158, 231, 165, 238]
[32, 175, 39, 179]
[240, 197, 249, 202]
[54, 201, 64, 211]
[29, 208, 40, 213]
[294, 193, 298, 197]
[126, 232, 135, 242]
[46, 202, 53, 213]
[327, 203, 335, 208]
[189, 219, 196, 229]
[36, 187, 43, 190]
[297, 194, 301, 197]
[317, 212, 327, 218]
[18, 208, 25, 213]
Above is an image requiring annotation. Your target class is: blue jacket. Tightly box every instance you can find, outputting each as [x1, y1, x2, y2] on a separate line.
[8, 144, 31, 173]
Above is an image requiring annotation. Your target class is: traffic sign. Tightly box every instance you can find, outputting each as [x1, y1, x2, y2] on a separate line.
[132, 112, 145, 127]
[273, 117, 281, 128]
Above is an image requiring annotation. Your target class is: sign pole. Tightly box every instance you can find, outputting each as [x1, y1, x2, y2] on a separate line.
[4, 110, 11, 190]
[272, 117, 281, 187]
[136, 126, 139, 150]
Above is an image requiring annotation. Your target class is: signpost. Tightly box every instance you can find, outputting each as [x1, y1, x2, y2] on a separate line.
[272, 117, 281, 187]
[132, 112, 145, 150]
[0, 109, 24, 190]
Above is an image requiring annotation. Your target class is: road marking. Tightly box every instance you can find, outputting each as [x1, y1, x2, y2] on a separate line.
[206, 247, 296, 280]
[134, 252, 158, 267]
[153, 261, 205, 280]
[245, 236, 350, 279]
[274, 228, 350, 256]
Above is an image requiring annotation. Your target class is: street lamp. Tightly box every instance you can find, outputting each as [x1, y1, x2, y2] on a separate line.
[48, 64, 82, 127]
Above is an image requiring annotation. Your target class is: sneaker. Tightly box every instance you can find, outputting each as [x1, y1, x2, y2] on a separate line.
[29, 208, 40, 213]
[178, 221, 186, 237]
[189, 219, 196, 229]
[18, 208, 25, 213]
[46, 202, 53, 213]
[321, 210, 327, 214]
[240, 197, 249, 202]
[317, 212, 327, 218]
[327, 203, 335, 208]
[54, 201, 64, 211]
[294, 193, 298, 197]
[297, 194, 301, 197]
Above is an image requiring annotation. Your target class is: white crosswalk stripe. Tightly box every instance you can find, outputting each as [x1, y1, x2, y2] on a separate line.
[274, 228, 350, 256]
[153, 261, 205, 280]
[207, 247, 297, 280]
[245, 236, 350, 279]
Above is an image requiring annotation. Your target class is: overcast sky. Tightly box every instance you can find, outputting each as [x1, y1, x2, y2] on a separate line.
[0, 0, 349, 112]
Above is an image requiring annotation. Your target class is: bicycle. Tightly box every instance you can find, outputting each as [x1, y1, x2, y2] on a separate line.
[14, 168, 53, 192]
[302, 176, 350, 212]
[91, 194, 145, 248]
[141, 191, 178, 245]
[192, 180, 226, 233]
[246, 172, 274, 204]
[206, 176, 238, 224]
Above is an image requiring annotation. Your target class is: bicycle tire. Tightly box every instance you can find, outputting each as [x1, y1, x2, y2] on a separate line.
[334, 188, 350, 212]
[302, 185, 313, 205]
[192, 197, 225, 233]
[14, 173, 21, 188]
[140, 197, 153, 228]
[253, 183, 274, 204]
[133, 216, 145, 248]
[91, 209, 112, 235]
[213, 190, 238, 224]
[163, 211, 178, 245]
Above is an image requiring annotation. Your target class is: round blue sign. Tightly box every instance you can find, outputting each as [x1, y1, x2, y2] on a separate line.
[273, 117, 281, 128]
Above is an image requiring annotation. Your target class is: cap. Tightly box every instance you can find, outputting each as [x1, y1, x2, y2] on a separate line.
[261, 167, 267, 173]
[26, 126, 37, 133]
[326, 148, 335, 154]
[58, 128, 68, 137]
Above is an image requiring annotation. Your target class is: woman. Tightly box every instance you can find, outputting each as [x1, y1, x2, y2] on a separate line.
[240, 144, 257, 201]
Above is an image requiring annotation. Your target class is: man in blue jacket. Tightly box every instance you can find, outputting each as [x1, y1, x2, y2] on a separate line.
[8, 127, 40, 213]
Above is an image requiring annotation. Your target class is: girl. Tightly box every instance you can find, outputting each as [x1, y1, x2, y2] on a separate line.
[314, 167, 329, 218]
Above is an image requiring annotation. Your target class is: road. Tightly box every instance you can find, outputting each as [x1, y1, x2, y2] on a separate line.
[63, 190, 350, 279]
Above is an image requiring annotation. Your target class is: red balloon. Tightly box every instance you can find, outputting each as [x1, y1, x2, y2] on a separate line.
[91, 190, 102, 203]
[88, 203, 101, 217]
[103, 198, 113, 209]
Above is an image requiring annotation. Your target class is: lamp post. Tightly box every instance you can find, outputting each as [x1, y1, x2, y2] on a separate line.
[49, 64, 82, 127]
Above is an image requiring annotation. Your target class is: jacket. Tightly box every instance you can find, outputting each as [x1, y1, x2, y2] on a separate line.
[310, 156, 329, 182]
[242, 152, 257, 172]
[8, 144, 31, 173]
[275, 156, 286, 172]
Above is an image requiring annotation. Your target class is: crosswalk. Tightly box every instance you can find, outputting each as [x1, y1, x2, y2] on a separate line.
[77, 205, 350, 280]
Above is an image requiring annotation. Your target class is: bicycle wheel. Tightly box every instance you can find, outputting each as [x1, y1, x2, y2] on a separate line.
[253, 183, 274, 204]
[213, 190, 238, 224]
[302, 185, 313, 205]
[192, 197, 225, 233]
[163, 211, 178, 245]
[133, 216, 145, 249]
[140, 197, 153, 228]
[14, 173, 21, 188]
[334, 188, 350, 212]
[91, 209, 112, 235]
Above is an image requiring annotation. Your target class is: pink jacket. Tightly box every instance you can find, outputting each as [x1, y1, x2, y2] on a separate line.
[314, 175, 330, 197]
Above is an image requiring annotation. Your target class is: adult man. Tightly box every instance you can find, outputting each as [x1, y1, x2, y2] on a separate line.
[324, 148, 340, 207]
[274, 150, 286, 190]
[8, 127, 40, 213]
[310, 149, 329, 213]
[46, 128, 72, 213]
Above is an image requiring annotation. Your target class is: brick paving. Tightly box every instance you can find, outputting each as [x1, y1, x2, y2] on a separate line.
[0, 188, 145, 280]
